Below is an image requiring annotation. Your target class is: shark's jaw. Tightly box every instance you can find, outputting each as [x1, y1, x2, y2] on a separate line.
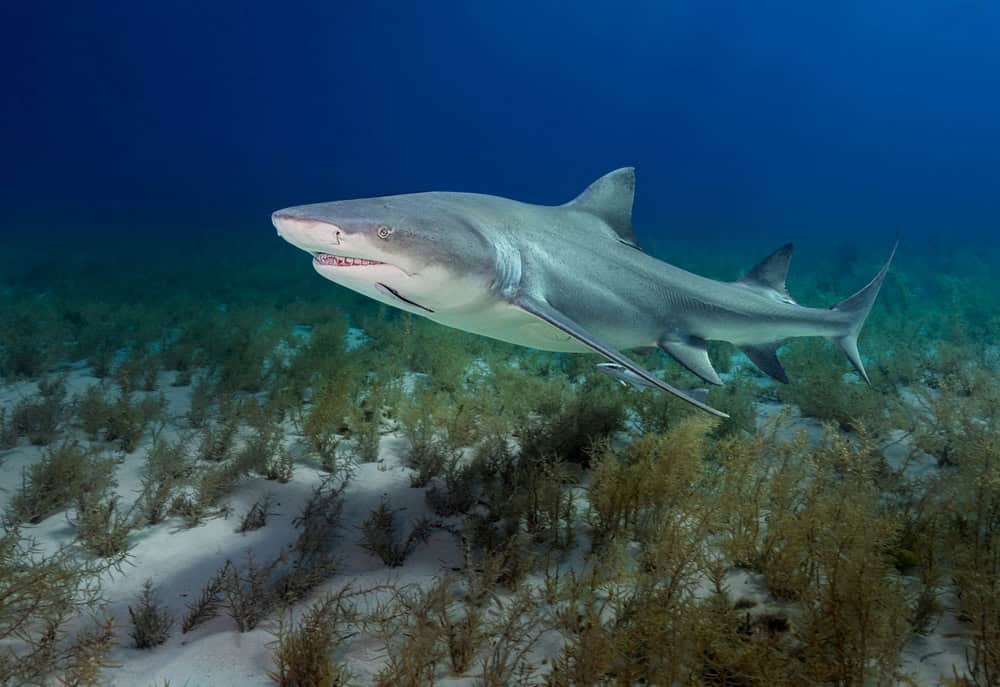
[313, 252, 385, 268]
[310, 251, 412, 305]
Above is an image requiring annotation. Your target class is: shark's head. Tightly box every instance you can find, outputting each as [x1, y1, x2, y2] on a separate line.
[272, 193, 505, 315]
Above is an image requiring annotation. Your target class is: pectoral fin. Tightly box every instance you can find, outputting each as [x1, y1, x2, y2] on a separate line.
[516, 297, 729, 418]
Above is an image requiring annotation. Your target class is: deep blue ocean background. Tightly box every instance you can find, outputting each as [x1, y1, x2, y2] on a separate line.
[4, 7, 1000, 685]
[5, 1, 998, 263]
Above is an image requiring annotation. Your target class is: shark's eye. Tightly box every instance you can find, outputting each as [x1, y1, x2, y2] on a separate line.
[377, 225, 393, 240]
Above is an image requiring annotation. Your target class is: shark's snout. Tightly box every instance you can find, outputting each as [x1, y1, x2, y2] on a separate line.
[271, 211, 289, 240]
[271, 209, 344, 253]
[271, 209, 328, 233]
[271, 210, 290, 234]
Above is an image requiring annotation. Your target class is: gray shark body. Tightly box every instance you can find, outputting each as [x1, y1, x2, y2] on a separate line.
[272, 168, 896, 418]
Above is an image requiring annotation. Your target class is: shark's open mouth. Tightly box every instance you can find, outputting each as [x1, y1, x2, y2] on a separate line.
[313, 252, 384, 267]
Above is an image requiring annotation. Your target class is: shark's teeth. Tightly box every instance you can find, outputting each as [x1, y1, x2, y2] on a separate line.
[314, 253, 383, 267]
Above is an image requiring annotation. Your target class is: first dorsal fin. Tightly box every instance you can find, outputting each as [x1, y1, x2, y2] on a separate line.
[739, 243, 795, 303]
[563, 167, 639, 249]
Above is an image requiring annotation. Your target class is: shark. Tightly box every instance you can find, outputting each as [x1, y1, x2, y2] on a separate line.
[272, 168, 896, 418]
[596, 362, 710, 403]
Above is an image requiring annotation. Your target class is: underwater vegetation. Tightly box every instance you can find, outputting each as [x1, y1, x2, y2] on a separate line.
[0, 240, 998, 685]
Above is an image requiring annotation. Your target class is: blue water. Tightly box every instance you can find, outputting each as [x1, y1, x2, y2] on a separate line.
[6, 1, 999, 251]
[3, 9, 1000, 684]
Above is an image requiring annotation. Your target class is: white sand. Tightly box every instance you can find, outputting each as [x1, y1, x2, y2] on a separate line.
[0, 367, 973, 686]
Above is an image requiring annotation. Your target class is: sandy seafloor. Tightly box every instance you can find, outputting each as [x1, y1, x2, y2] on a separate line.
[0, 340, 973, 687]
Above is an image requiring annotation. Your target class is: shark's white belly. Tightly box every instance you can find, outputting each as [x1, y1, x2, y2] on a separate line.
[317, 265, 646, 353]
[320, 267, 590, 351]
[429, 299, 592, 353]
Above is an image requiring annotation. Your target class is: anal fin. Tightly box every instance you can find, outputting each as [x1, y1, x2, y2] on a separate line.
[659, 337, 723, 386]
[740, 342, 789, 383]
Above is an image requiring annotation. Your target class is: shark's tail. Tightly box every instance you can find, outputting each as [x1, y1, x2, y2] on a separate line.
[829, 239, 899, 384]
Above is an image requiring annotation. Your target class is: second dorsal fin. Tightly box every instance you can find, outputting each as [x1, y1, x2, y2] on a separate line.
[739, 243, 795, 303]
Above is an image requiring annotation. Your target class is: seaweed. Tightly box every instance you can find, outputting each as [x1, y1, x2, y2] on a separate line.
[558, 414, 915, 686]
[73, 492, 136, 559]
[345, 405, 381, 464]
[187, 543, 341, 637]
[104, 390, 163, 452]
[128, 579, 175, 649]
[943, 392, 1000, 686]
[519, 380, 626, 466]
[448, 435, 543, 588]
[478, 588, 544, 687]
[358, 498, 433, 568]
[299, 370, 352, 466]
[197, 412, 240, 462]
[139, 439, 192, 526]
[430, 581, 485, 675]
[713, 418, 809, 572]
[181, 564, 229, 633]
[368, 577, 486, 683]
[777, 339, 892, 435]
[0, 407, 15, 450]
[368, 591, 443, 687]
[265, 448, 295, 483]
[89, 344, 115, 379]
[518, 453, 576, 550]
[11, 376, 67, 446]
[343, 381, 394, 464]
[0, 304, 58, 380]
[269, 590, 353, 687]
[222, 551, 282, 632]
[292, 473, 348, 565]
[367, 311, 478, 392]
[8, 440, 115, 524]
[211, 308, 289, 394]
[76, 382, 112, 439]
[140, 352, 162, 392]
[787, 432, 911, 685]
[587, 416, 715, 549]
[0, 527, 120, 685]
[705, 369, 759, 436]
[399, 392, 461, 487]
[425, 456, 479, 517]
[545, 568, 622, 687]
[283, 316, 350, 393]
[169, 460, 247, 527]
[183, 554, 285, 635]
[237, 492, 276, 533]
[114, 348, 146, 394]
[187, 376, 214, 428]
[161, 336, 198, 378]
[715, 421, 912, 683]
[57, 616, 118, 687]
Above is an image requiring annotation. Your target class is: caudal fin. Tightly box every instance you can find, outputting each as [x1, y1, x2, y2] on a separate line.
[830, 239, 899, 384]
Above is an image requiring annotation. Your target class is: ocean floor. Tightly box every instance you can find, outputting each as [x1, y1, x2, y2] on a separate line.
[0, 356, 977, 686]
[1, 243, 997, 686]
